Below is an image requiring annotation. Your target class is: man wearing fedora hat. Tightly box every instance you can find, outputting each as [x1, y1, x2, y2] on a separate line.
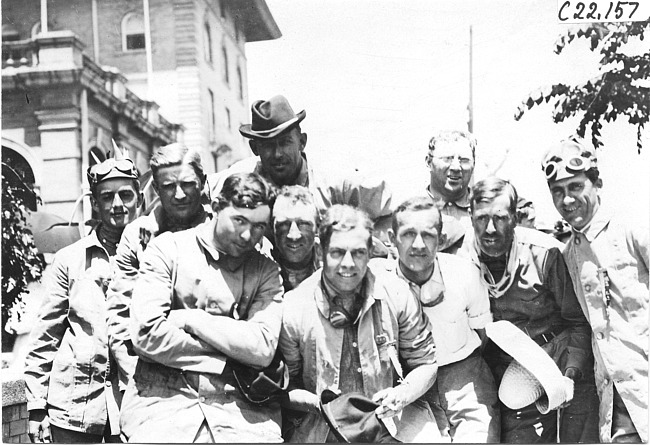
[25, 151, 142, 443]
[206, 95, 393, 240]
[543, 137, 648, 443]
[460, 176, 598, 443]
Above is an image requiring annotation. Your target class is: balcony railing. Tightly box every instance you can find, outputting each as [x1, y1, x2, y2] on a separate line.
[2, 31, 181, 142]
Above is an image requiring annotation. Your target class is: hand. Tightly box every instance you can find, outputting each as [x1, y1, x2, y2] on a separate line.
[167, 308, 204, 333]
[372, 387, 406, 419]
[28, 409, 51, 443]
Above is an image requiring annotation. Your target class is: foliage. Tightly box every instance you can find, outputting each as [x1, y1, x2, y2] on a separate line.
[515, 20, 649, 153]
[1, 173, 44, 348]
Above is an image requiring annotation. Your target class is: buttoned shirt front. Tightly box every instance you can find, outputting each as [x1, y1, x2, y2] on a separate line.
[563, 206, 648, 442]
[24, 230, 121, 435]
[119, 222, 284, 443]
[372, 254, 492, 366]
[426, 185, 472, 229]
[106, 206, 210, 389]
[279, 269, 437, 442]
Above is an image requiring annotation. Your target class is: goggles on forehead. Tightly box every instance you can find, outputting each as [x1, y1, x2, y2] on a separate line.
[542, 153, 595, 181]
[87, 158, 139, 188]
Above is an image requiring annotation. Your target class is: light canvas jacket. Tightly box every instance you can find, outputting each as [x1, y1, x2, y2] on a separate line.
[24, 230, 121, 435]
[563, 206, 648, 442]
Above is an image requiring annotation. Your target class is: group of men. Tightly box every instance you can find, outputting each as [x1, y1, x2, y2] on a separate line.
[23, 95, 648, 443]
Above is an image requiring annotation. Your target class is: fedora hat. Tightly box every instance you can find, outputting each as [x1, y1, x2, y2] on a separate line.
[486, 320, 574, 414]
[239, 95, 306, 139]
[319, 390, 397, 443]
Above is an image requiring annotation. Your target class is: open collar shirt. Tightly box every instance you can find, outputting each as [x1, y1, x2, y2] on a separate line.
[372, 254, 492, 366]
[24, 229, 121, 435]
[279, 268, 437, 442]
[563, 206, 648, 442]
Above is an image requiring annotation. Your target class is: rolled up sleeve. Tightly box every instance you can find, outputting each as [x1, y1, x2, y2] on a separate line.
[467, 271, 493, 330]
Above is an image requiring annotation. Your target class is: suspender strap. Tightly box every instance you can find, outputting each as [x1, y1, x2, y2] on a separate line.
[371, 300, 404, 380]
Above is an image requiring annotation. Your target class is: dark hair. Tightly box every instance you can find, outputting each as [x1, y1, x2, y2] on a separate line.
[319, 205, 373, 252]
[213, 172, 277, 211]
[470, 176, 518, 214]
[150, 143, 205, 181]
[392, 195, 443, 235]
[426, 130, 477, 163]
[272, 185, 319, 224]
[584, 168, 600, 184]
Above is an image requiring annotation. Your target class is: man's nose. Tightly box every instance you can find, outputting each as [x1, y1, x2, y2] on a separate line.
[173, 184, 186, 200]
[240, 227, 251, 242]
[448, 156, 462, 170]
[112, 193, 124, 208]
[486, 218, 497, 233]
[340, 251, 355, 267]
[563, 194, 575, 205]
[287, 221, 301, 240]
[412, 233, 426, 249]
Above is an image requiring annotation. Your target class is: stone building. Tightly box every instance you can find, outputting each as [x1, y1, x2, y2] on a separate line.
[2, 0, 281, 221]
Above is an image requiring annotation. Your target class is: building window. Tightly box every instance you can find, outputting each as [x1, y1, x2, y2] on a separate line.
[203, 21, 213, 63]
[208, 89, 216, 141]
[122, 13, 146, 51]
[236, 65, 244, 100]
[221, 45, 229, 84]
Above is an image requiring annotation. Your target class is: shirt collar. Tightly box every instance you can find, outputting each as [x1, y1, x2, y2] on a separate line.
[572, 206, 612, 243]
[315, 268, 380, 320]
[426, 185, 471, 210]
[395, 257, 445, 307]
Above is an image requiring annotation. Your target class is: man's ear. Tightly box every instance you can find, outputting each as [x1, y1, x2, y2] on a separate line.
[387, 229, 396, 246]
[314, 236, 323, 260]
[595, 177, 603, 189]
[299, 132, 307, 152]
[90, 194, 99, 215]
[249, 140, 259, 156]
[438, 231, 447, 250]
[211, 200, 220, 215]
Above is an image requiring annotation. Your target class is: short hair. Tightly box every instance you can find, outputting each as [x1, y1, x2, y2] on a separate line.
[426, 130, 477, 162]
[319, 205, 374, 252]
[470, 176, 518, 214]
[150, 143, 205, 181]
[272, 185, 319, 224]
[213, 172, 277, 212]
[392, 195, 443, 235]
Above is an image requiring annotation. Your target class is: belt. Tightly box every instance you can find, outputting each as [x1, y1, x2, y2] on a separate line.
[531, 329, 560, 346]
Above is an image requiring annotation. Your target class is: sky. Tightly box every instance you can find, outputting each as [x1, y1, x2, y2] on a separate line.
[245, 0, 649, 227]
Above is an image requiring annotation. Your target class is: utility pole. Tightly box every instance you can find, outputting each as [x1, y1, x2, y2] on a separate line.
[468, 25, 474, 134]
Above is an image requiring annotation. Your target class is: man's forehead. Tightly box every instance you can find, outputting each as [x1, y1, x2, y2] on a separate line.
[396, 208, 440, 228]
[273, 198, 316, 221]
[328, 227, 370, 246]
[96, 178, 137, 193]
[548, 172, 589, 189]
[155, 163, 198, 182]
[473, 195, 512, 214]
[433, 139, 473, 157]
[227, 204, 270, 220]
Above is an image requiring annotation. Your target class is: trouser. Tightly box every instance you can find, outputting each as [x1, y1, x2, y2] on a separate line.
[426, 349, 500, 443]
[51, 423, 121, 443]
[611, 386, 642, 443]
[484, 337, 599, 443]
